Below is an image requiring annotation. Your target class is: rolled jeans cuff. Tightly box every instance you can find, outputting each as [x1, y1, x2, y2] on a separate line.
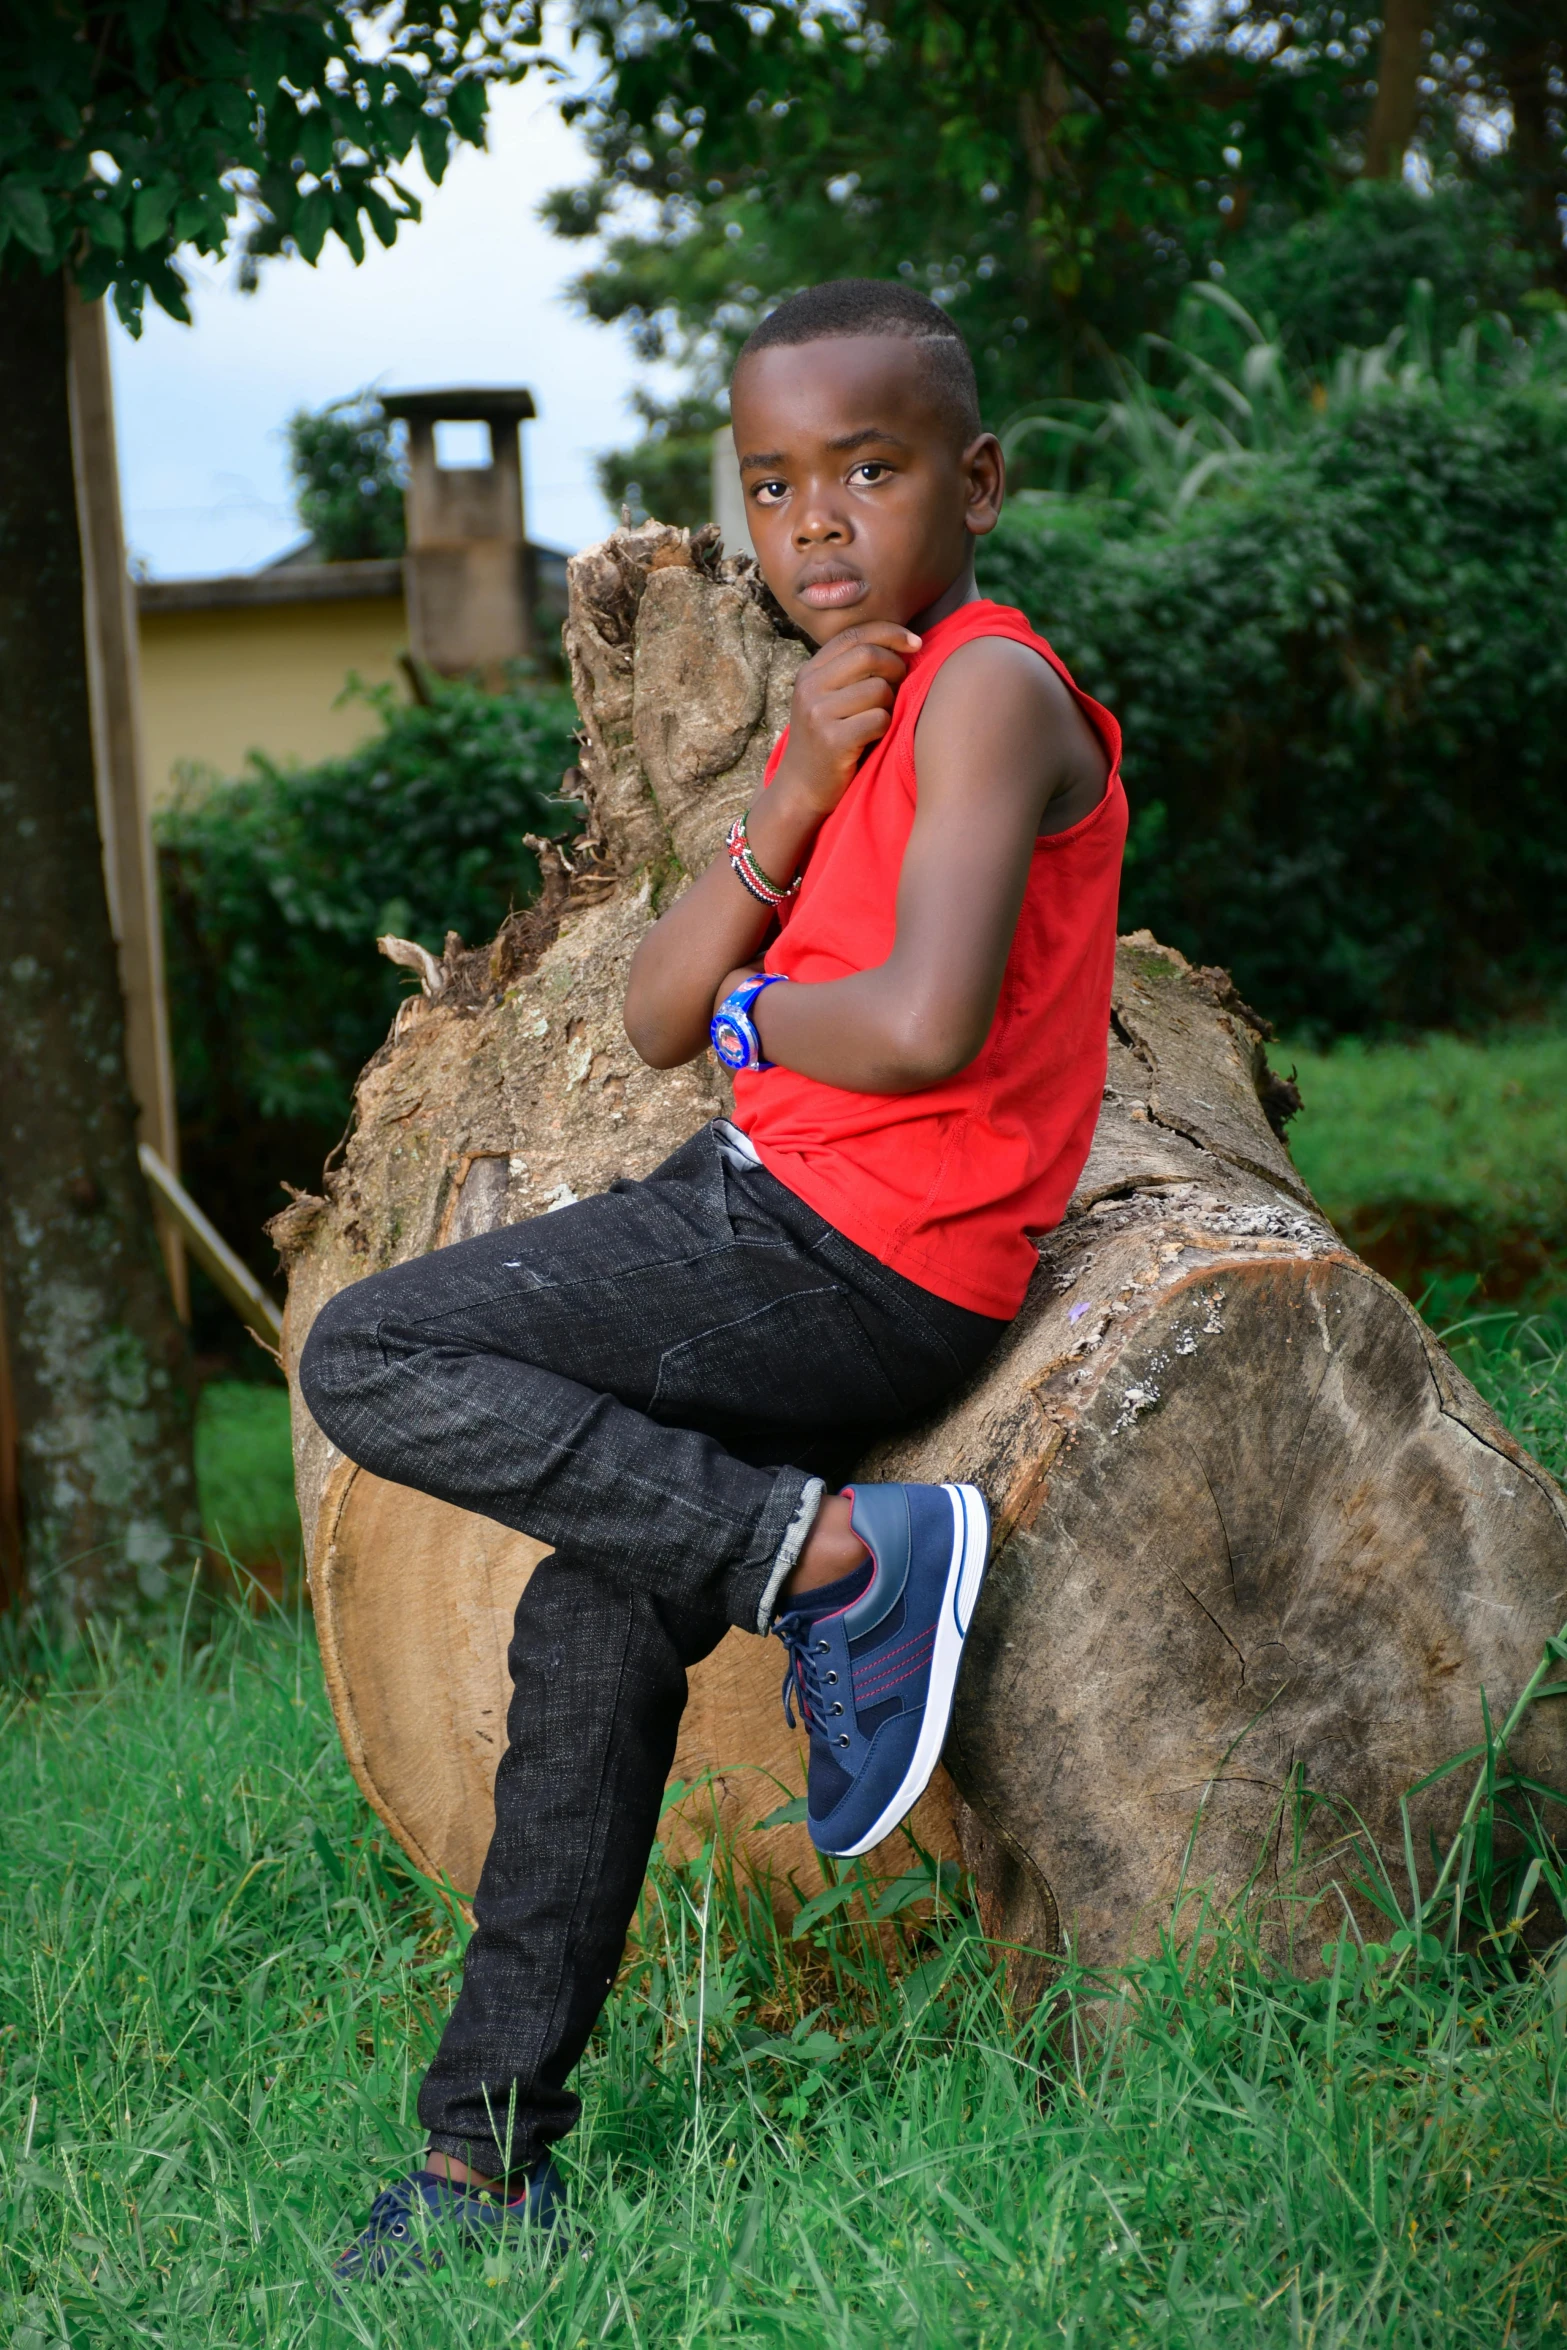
[750, 1473, 825, 1634]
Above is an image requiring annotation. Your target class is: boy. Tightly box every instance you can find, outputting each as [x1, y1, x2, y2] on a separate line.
[306, 278, 1126, 2277]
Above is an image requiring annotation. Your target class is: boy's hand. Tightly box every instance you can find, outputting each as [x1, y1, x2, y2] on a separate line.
[772, 624, 922, 817]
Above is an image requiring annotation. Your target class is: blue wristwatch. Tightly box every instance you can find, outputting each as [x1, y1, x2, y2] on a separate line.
[710, 973, 788, 1072]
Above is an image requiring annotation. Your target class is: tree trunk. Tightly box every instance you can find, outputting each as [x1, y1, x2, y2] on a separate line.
[273, 523, 1567, 1974]
[0, 271, 199, 1627]
[1364, 0, 1433, 179]
[1493, 10, 1567, 287]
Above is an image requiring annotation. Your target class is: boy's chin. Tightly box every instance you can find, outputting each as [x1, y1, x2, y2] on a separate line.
[785, 594, 906, 645]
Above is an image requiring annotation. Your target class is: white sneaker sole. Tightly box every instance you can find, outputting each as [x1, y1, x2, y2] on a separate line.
[830, 1482, 991, 1860]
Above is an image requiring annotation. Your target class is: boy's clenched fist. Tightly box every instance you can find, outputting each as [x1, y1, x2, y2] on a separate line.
[771, 623, 922, 815]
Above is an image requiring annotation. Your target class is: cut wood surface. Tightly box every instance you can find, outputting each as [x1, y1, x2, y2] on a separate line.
[273, 521, 1567, 1973]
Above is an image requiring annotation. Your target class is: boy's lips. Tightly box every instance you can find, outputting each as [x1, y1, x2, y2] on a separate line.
[797, 570, 867, 609]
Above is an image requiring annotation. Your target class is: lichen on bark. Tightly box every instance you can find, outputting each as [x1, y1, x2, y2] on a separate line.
[0, 272, 199, 1630]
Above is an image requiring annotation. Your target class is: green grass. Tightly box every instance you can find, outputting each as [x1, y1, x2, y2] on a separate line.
[1448, 1315, 1567, 1490]
[1286, 1020, 1567, 1311]
[2, 1313, 1566, 2345]
[195, 1384, 301, 1583]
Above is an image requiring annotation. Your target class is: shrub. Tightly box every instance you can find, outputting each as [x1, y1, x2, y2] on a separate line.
[1216, 181, 1547, 370]
[979, 345, 1567, 1037]
[158, 681, 580, 1293]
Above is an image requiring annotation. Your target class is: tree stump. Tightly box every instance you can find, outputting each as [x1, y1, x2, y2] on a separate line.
[272, 521, 1567, 1977]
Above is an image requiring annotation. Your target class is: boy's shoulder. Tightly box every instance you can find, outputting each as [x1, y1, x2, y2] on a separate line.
[919, 614, 1091, 741]
[915, 611, 1111, 814]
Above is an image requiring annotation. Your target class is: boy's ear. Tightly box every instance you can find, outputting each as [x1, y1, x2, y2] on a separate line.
[962, 432, 1005, 538]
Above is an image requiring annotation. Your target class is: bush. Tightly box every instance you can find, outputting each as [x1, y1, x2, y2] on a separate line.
[1216, 181, 1547, 371]
[979, 348, 1567, 1038]
[158, 681, 580, 1298]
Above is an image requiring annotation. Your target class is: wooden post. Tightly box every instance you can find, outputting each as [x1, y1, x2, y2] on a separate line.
[64, 286, 187, 1319]
[711, 427, 755, 560]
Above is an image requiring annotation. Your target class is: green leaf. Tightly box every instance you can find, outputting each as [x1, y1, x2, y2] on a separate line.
[416, 115, 451, 186]
[131, 180, 178, 253]
[85, 201, 127, 256]
[297, 110, 335, 180]
[871, 1860, 963, 1920]
[292, 188, 332, 264]
[310, 1825, 346, 1885]
[40, 92, 81, 142]
[789, 1881, 858, 1938]
[899, 1951, 956, 2018]
[1403, 1745, 1488, 1802]
[446, 77, 489, 147]
[1389, 1926, 1446, 1964]
[361, 187, 401, 249]
[126, 0, 167, 47]
[754, 1796, 808, 1830]
[0, 178, 54, 259]
[208, 83, 256, 146]
[791, 2028, 843, 2064]
[73, 247, 118, 307]
[334, 198, 366, 268]
[110, 278, 148, 336]
[144, 255, 191, 325]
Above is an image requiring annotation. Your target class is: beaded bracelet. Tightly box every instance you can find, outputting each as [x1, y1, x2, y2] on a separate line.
[726, 812, 801, 909]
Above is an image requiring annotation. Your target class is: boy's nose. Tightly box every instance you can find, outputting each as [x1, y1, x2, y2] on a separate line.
[793, 502, 849, 548]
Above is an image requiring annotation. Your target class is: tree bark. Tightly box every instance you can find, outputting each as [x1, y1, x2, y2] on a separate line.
[1364, 0, 1433, 179]
[0, 271, 199, 1627]
[273, 523, 1567, 1973]
[1492, 9, 1567, 286]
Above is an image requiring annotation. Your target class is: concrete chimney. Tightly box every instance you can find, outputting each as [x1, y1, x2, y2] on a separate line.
[382, 387, 537, 684]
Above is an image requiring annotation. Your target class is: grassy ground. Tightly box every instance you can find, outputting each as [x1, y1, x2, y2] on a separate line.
[1285, 1019, 1567, 1314]
[2, 1317, 1565, 2347]
[51, 1034, 1560, 2343]
[196, 1384, 301, 1589]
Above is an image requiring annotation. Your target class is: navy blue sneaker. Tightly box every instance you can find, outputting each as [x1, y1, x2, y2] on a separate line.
[330, 2159, 566, 2282]
[774, 1481, 990, 1857]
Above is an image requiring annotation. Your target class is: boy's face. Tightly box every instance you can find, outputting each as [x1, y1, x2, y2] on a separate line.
[729, 334, 1003, 642]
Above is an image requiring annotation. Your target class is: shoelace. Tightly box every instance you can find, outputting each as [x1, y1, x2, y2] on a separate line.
[776, 1613, 842, 1742]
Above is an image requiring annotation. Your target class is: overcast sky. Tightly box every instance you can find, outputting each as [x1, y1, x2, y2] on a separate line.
[107, 69, 670, 578]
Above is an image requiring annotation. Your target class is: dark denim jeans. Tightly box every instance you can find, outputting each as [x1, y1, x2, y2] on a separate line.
[299, 1121, 1004, 2178]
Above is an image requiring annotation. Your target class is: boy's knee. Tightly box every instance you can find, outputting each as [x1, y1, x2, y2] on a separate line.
[297, 1279, 383, 1438]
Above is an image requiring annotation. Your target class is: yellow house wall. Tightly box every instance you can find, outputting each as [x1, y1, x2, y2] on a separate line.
[137, 596, 411, 807]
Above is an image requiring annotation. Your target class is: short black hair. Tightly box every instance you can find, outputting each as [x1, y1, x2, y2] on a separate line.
[735, 279, 982, 445]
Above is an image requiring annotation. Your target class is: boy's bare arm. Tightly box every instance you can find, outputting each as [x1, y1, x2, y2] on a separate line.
[746, 637, 1104, 1091]
[623, 622, 919, 1068]
[623, 632, 1106, 1092]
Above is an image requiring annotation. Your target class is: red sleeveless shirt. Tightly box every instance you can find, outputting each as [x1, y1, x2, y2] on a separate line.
[730, 598, 1127, 1319]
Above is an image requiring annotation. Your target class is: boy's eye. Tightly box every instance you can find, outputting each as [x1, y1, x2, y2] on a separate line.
[849, 462, 893, 485]
[751, 478, 789, 504]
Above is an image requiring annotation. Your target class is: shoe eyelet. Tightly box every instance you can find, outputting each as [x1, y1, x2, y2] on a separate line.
[830, 1702, 843, 1715]
[392, 2223, 407, 2236]
[814, 1639, 830, 1654]
[836, 1734, 851, 1748]
[825, 1670, 838, 1683]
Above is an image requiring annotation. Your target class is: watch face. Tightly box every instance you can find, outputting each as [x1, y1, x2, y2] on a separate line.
[711, 1011, 753, 1070]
